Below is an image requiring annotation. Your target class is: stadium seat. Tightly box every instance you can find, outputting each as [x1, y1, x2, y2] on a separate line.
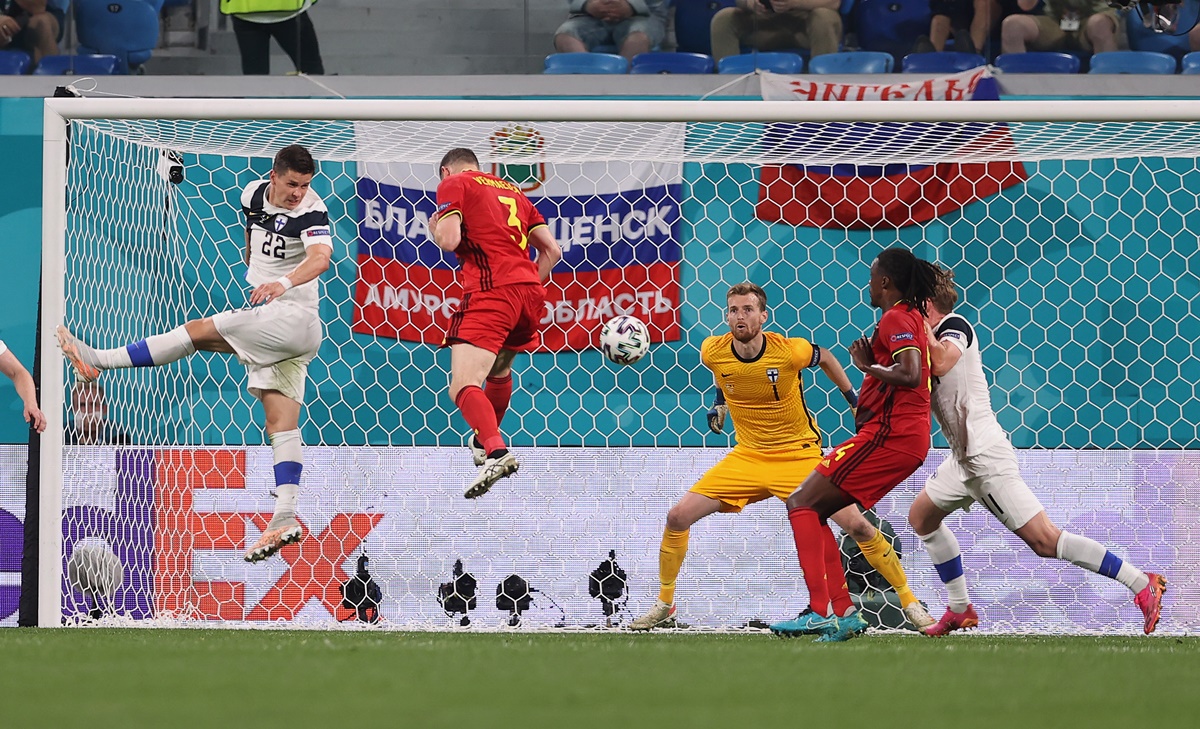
[994, 52, 1080, 74]
[807, 50, 894, 74]
[855, 0, 931, 63]
[630, 52, 715, 74]
[1182, 51, 1200, 74]
[901, 51, 987, 73]
[1126, 11, 1191, 57]
[0, 49, 31, 75]
[717, 52, 804, 74]
[674, 0, 738, 55]
[74, 0, 161, 73]
[1088, 50, 1177, 74]
[543, 52, 628, 74]
[34, 54, 122, 76]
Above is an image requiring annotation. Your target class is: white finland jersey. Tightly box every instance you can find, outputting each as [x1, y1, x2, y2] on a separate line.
[239, 180, 332, 312]
[930, 313, 1009, 459]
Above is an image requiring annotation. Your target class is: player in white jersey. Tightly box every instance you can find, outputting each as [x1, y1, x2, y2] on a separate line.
[57, 145, 333, 564]
[908, 270, 1166, 635]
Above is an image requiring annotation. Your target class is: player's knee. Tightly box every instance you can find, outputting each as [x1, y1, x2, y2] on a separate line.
[1028, 535, 1058, 558]
[665, 506, 693, 531]
[843, 518, 874, 543]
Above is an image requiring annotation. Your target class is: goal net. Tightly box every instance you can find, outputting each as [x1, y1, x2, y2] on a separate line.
[42, 98, 1200, 634]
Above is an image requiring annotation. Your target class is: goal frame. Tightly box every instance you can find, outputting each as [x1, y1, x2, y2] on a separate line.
[38, 96, 1200, 627]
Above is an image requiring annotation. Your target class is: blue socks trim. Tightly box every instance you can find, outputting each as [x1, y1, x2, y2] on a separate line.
[934, 555, 965, 584]
[126, 340, 154, 367]
[1099, 551, 1123, 580]
[274, 461, 303, 486]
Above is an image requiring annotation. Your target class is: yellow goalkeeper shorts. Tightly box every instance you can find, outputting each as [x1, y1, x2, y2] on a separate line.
[689, 445, 823, 513]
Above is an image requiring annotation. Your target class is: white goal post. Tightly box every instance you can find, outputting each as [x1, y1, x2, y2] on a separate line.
[39, 97, 1200, 632]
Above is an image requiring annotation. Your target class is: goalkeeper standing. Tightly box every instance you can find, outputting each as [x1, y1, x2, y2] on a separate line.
[58, 144, 332, 564]
[630, 283, 933, 632]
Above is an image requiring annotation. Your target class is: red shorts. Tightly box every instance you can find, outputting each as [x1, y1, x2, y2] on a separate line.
[814, 432, 926, 510]
[441, 283, 545, 354]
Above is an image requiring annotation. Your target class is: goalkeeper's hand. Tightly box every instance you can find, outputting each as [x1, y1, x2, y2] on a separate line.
[706, 389, 729, 434]
[842, 387, 858, 419]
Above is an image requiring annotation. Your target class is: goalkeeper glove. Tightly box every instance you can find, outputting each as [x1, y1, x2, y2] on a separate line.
[707, 389, 729, 434]
[842, 387, 858, 418]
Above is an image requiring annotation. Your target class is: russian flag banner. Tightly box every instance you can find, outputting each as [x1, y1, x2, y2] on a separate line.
[352, 125, 684, 351]
[757, 68, 1027, 230]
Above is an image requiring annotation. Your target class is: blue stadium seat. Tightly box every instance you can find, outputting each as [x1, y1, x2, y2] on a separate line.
[856, 0, 930, 62]
[34, 54, 122, 76]
[1182, 51, 1200, 74]
[0, 49, 31, 75]
[74, 0, 161, 73]
[901, 51, 987, 73]
[1126, 11, 1191, 57]
[1088, 50, 1177, 74]
[807, 50, 894, 74]
[674, 0, 738, 55]
[994, 52, 1080, 74]
[544, 52, 628, 74]
[717, 52, 804, 74]
[630, 52, 714, 74]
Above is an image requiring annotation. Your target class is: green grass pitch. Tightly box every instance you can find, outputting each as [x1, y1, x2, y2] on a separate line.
[1, 629, 1196, 728]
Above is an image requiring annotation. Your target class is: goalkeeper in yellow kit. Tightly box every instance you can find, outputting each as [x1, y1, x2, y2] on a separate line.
[630, 283, 933, 631]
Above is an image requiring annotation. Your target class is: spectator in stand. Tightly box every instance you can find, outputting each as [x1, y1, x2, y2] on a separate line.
[710, 0, 843, 62]
[914, 0, 1038, 55]
[1000, 0, 1121, 55]
[553, 0, 668, 60]
[225, 0, 325, 75]
[0, 0, 68, 67]
[65, 383, 131, 446]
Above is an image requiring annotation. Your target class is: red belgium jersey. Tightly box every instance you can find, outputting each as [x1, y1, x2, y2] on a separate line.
[435, 170, 548, 294]
[854, 302, 932, 454]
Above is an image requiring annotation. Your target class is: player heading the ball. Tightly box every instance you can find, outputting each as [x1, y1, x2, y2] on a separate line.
[629, 283, 933, 633]
[911, 269, 1166, 636]
[58, 144, 333, 564]
[430, 148, 563, 499]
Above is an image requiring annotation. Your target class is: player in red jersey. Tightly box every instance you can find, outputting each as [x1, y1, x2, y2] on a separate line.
[431, 148, 563, 499]
[771, 247, 944, 642]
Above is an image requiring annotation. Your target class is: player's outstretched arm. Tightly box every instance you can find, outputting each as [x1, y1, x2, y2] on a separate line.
[816, 345, 859, 411]
[0, 349, 46, 433]
[529, 226, 563, 282]
[924, 321, 963, 377]
[249, 243, 333, 305]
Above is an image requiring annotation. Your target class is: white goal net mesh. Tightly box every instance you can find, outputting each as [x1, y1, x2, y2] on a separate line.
[55, 109, 1200, 634]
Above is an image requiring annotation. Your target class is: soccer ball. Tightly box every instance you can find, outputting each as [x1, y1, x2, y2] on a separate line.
[599, 315, 650, 365]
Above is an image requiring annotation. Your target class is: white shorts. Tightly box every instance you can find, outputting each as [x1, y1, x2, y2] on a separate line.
[923, 441, 1044, 532]
[212, 300, 321, 404]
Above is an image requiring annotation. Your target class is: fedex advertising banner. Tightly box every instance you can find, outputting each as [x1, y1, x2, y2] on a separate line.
[38, 446, 1200, 633]
[353, 123, 684, 351]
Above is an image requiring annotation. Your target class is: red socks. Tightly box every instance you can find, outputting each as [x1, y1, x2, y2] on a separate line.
[484, 374, 513, 426]
[455, 385, 505, 454]
[788, 506, 830, 616]
[821, 523, 854, 618]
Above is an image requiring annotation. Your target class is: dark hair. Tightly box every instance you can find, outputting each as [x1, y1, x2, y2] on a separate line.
[726, 282, 768, 311]
[439, 147, 480, 170]
[875, 247, 943, 316]
[273, 144, 315, 176]
[931, 267, 958, 314]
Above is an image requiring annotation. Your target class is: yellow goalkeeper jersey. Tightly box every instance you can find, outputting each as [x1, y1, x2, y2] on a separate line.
[701, 331, 823, 453]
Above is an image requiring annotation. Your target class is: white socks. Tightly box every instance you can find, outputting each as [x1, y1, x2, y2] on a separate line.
[1055, 531, 1150, 594]
[920, 524, 971, 613]
[269, 429, 303, 523]
[94, 326, 196, 369]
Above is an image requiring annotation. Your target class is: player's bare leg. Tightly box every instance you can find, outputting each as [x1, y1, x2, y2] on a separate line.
[831, 505, 934, 630]
[1013, 512, 1165, 634]
[245, 391, 305, 563]
[58, 316, 233, 382]
[630, 493, 721, 631]
[449, 342, 518, 499]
